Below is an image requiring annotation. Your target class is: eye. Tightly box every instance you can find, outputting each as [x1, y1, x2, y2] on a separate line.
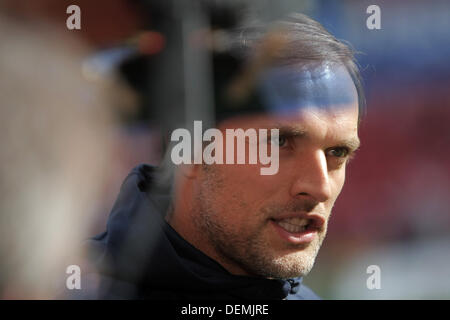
[271, 134, 288, 147]
[327, 147, 349, 158]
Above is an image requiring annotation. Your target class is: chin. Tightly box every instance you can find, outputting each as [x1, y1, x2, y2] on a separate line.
[250, 248, 318, 279]
[278, 255, 316, 278]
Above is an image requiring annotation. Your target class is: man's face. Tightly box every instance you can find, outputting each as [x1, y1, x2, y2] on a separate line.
[183, 62, 361, 279]
[191, 101, 360, 279]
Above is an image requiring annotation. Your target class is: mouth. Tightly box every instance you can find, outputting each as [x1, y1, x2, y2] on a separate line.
[269, 214, 325, 245]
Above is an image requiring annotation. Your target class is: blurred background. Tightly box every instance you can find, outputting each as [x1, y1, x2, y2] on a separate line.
[0, 0, 449, 299]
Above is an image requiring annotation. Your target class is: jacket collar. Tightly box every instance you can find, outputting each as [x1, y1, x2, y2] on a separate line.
[93, 164, 302, 299]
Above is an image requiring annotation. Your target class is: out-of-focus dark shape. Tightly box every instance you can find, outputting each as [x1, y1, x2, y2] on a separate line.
[0, 13, 123, 299]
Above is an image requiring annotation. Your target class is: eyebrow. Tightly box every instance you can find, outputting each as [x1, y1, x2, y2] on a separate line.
[274, 124, 308, 138]
[340, 137, 361, 153]
[279, 126, 307, 138]
[268, 124, 361, 153]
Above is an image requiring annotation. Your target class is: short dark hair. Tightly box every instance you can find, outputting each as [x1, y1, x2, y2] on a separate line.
[220, 12, 365, 124]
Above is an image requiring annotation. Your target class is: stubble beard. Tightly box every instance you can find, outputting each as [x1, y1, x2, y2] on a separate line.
[192, 166, 327, 279]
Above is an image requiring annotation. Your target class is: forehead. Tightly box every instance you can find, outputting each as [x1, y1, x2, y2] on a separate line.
[219, 62, 359, 135]
[220, 104, 358, 137]
[257, 62, 358, 115]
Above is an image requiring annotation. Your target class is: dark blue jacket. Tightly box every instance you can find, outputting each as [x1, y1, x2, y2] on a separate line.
[87, 164, 320, 300]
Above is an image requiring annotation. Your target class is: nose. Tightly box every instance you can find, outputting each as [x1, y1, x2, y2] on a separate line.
[289, 150, 332, 203]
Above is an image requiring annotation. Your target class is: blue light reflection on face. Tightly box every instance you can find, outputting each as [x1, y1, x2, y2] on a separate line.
[257, 63, 358, 115]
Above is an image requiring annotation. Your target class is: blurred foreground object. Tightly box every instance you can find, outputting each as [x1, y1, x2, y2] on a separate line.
[0, 14, 125, 298]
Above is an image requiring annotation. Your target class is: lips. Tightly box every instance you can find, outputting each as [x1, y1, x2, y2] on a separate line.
[271, 213, 325, 232]
[276, 217, 309, 233]
[269, 213, 325, 244]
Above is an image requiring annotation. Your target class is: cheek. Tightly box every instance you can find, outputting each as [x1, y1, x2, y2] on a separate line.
[328, 167, 347, 205]
[205, 164, 282, 226]
[219, 163, 285, 205]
